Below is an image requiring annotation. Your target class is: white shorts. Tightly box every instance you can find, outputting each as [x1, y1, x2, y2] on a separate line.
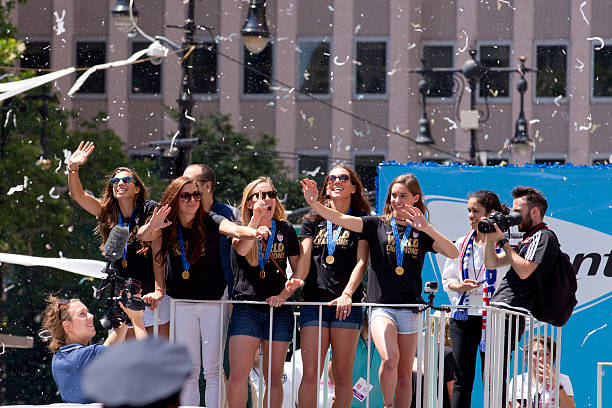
[142, 295, 171, 327]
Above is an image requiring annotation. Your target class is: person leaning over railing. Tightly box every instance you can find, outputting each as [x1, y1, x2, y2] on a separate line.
[300, 174, 459, 408]
[67, 141, 168, 338]
[138, 177, 269, 408]
[442, 190, 510, 408]
[41, 293, 147, 403]
[284, 165, 371, 408]
[227, 176, 301, 408]
[508, 336, 576, 408]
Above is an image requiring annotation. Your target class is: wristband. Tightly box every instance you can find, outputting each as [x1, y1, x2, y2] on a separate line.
[342, 291, 352, 297]
[497, 238, 509, 247]
[68, 167, 78, 174]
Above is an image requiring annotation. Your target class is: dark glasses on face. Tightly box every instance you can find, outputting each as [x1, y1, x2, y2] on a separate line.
[248, 190, 277, 201]
[110, 176, 135, 186]
[327, 174, 350, 183]
[179, 191, 202, 202]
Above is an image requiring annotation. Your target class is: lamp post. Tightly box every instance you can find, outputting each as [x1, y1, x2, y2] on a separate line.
[411, 49, 535, 164]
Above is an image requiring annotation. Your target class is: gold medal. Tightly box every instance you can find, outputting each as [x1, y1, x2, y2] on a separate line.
[395, 266, 404, 275]
[326, 255, 335, 264]
[182, 270, 190, 280]
[260, 270, 266, 279]
[122, 259, 127, 268]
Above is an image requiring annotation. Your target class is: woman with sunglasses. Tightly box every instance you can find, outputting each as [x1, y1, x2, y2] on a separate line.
[67, 141, 169, 338]
[41, 294, 146, 403]
[300, 174, 459, 408]
[226, 177, 300, 408]
[139, 176, 269, 408]
[284, 165, 370, 408]
[441, 190, 509, 408]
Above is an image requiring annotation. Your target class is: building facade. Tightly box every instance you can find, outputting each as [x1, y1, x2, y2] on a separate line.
[12, 0, 612, 188]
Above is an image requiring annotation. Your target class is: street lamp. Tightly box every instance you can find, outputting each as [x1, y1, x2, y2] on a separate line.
[415, 78, 434, 159]
[111, 0, 204, 178]
[241, 0, 270, 54]
[410, 49, 535, 164]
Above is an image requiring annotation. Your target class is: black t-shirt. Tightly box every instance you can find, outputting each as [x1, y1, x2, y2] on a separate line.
[360, 216, 435, 304]
[299, 213, 366, 302]
[110, 199, 158, 295]
[165, 212, 227, 300]
[492, 224, 558, 311]
[231, 220, 300, 301]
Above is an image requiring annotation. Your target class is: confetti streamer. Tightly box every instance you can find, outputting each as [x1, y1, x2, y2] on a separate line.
[49, 186, 60, 199]
[444, 117, 458, 130]
[333, 56, 350, 66]
[581, 324, 607, 347]
[587, 36, 604, 50]
[53, 10, 66, 36]
[579, 1, 589, 25]
[457, 30, 469, 54]
[575, 58, 585, 72]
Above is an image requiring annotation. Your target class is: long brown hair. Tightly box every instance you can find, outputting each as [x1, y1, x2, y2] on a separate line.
[382, 173, 429, 221]
[308, 165, 371, 220]
[149, 177, 209, 265]
[239, 177, 287, 267]
[95, 167, 148, 249]
[41, 295, 79, 354]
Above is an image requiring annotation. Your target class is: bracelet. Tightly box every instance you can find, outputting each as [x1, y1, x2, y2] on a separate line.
[342, 291, 352, 297]
[497, 238, 509, 247]
[68, 167, 78, 174]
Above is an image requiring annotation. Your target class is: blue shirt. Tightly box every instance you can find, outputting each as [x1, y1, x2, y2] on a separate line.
[211, 199, 239, 296]
[52, 343, 107, 403]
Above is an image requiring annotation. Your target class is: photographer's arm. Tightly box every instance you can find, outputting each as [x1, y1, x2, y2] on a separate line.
[103, 324, 129, 346]
[484, 224, 537, 279]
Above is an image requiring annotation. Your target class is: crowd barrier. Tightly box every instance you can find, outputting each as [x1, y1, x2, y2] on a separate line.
[154, 299, 564, 408]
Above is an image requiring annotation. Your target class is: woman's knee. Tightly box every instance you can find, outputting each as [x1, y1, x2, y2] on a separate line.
[380, 352, 400, 371]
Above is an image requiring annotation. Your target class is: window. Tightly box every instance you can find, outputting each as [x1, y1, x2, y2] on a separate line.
[479, 45, 510, 98]
[355, 41, 386, 95]
[298, 154, 328, 186]
[593, 45, 612, 97]
[534, 158, 566, 165]
[486, 158, 508, 166]
[423, 45, 454, 98]
[244, 43, 273, 95]
[355, 155, 384, 192]
[76, 41, 106, 94]
[20, 41, 50, 73]
[535, 45, 567, 98]
[131, 42, 161, 94]
[193, 43, 217, 94]
[298, 40, 330, 95]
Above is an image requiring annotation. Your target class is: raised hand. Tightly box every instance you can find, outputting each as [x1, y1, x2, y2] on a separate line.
[252, 199, 267, 220]
[150, 205, 172, 230]
[300, 179, 319, 206]
[403, 205, 429, 230]
[68, 141, 95, 170]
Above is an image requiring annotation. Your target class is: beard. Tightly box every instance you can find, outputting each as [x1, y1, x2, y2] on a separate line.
[518, 212, 534, 232]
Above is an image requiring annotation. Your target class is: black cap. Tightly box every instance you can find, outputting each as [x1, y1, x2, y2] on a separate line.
[82, 337, 191, 407]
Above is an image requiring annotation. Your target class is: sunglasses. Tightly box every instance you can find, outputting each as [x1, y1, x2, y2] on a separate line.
[327, 174, 350, 183]
[110, 176, 135, 186]
[58, 299, 70, 320]
[248, 190, 277, 201]
[179, 191, 202, 202]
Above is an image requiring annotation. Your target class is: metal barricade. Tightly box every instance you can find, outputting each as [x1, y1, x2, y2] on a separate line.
[155, 299, 563, 408]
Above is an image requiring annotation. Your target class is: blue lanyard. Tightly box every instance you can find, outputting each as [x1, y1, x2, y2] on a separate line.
[326, 208, 350, 258]
[118, 206, 137, 262]
[177, 224, 190, 273]
[390, 217, 412, 269]
[257, 220, 277, 274]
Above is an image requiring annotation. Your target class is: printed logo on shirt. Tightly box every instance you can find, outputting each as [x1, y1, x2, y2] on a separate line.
[312, 228, 351, 247]
[385, 235, 419, 257]
[277, 233, 283, 242]
[270, 242, 286, 260]
[413, 231, 419, 238]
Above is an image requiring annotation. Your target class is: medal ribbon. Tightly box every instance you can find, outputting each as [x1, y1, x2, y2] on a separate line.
[390, 217, 412, 271]
[326, 208, 350, 259]
[118, 206, 137, 263]
[177, 224, 190, 274]
[257, 219, 277, 275]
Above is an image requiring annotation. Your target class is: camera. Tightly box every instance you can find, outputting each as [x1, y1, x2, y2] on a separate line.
[97, 273, 147, 330]
[424, 281, 438, 294]
[477, 211, 522, 234]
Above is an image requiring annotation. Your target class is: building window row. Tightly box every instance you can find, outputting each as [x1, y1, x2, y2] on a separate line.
[18, 40, 612, 100]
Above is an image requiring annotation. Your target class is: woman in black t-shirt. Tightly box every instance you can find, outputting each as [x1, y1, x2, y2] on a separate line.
[66, 141, 165, 337]
[285, 165, 370, 408]
[227, 177, 300, 408]
[301, 174, 459, 408]
[140, 177, 268, 408]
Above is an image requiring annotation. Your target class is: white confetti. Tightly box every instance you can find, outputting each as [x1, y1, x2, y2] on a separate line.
[7, 176, 29, 196]
[53, 10, 66, 36]
[457, 30, 468, 54]
[443, 117, 458, 130]
[575, 58, 585, 72]
[578, 114, 593, 131]
[581, 323, 607, 347]
[328, 5, 334, 12]
[498, 0, 516, 10]
[529, 119, 540, 125]
[407, 43, 416, 50]
[333, 56, 350, 66]
[354, 24, 361, 34]
[301, 166, 321, 177]
[579, 1, 589, 25]
[3, 109, 11, 127]
[588, 36, 604, 50]
[554, 95, 562, 106]
[49, 186, 60, 199]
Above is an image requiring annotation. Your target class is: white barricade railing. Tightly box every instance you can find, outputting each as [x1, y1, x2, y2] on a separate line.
[597, 362, 612, 408]
[153, 299, 563, 408]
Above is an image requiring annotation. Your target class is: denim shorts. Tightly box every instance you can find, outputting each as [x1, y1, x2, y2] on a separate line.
[228, 304, 294, 342]
[369, 306, 423, 334]
[300, 305, 363, 330]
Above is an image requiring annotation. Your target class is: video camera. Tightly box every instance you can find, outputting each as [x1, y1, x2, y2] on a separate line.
[95, 225, 147, 330]
[477, 211, 522, 233]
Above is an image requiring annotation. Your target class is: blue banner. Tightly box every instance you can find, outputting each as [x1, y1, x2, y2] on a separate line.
[376, 162, 612, 408]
